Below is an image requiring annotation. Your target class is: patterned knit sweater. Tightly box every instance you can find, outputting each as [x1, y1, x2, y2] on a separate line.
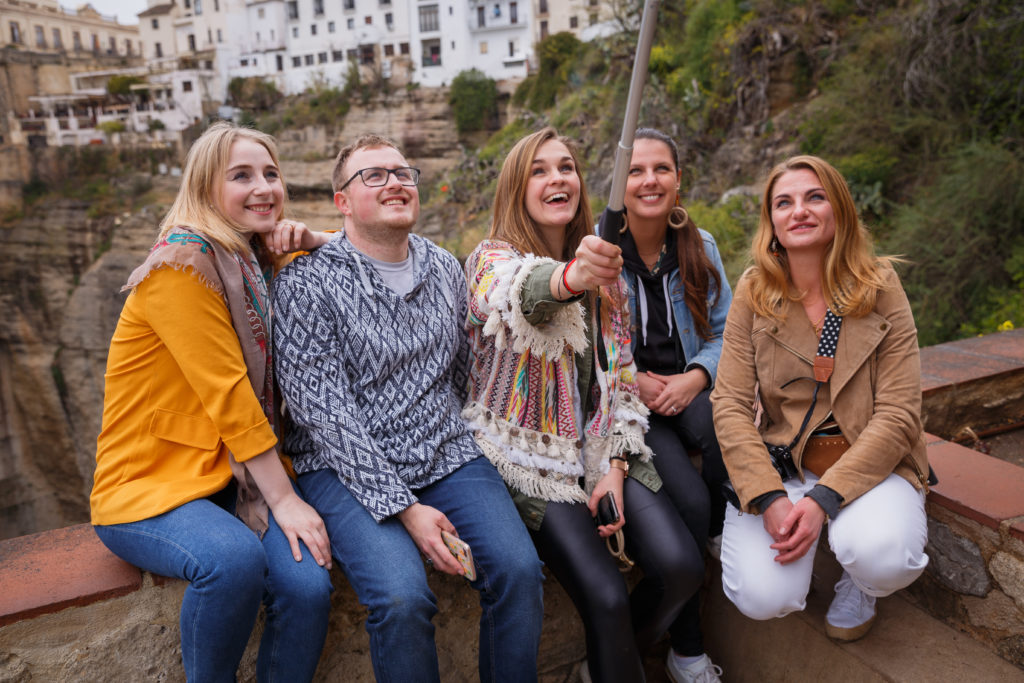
[273, 233, 480, 522]
[463, 240, 652, 504]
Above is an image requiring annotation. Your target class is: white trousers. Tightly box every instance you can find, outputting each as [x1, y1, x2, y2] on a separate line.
[720, 473, 928, 621]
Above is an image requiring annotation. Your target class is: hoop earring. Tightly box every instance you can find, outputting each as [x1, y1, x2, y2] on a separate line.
[668, 205, 688, 230]
[769, 236, 781, 254]
[620, 211, 629, 234]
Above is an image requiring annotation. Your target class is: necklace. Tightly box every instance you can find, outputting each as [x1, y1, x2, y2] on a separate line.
[811, 310, 826, 335]
[639, 242, 667, 273]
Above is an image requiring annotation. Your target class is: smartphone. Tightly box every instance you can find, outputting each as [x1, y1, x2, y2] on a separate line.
[440, 529, 476, 581]
[595, 491, 620, 526]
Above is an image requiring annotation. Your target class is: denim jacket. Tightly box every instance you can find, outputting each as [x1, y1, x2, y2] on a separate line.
[622, 228, 733, 388]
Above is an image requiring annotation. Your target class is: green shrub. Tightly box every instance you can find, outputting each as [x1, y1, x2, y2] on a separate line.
[97, 120, 126, 134]
[449, 69, 498, 133]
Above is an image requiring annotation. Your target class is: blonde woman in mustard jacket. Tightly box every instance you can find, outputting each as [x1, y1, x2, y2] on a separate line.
[91, 123, 332, 682]
[711, 155, 930, 642]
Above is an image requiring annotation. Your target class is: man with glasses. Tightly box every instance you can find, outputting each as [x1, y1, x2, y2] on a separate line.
[272, 134, 543, 682]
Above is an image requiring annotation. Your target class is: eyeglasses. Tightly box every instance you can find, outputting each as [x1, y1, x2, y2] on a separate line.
[338, 166, 421, 191]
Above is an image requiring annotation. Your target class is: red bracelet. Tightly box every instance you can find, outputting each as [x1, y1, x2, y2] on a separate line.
[562, 258, 583, 296]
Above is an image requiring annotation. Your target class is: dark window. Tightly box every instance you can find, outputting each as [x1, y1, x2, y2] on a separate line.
[311, 24, 317, 35]
[539, 0, 547, 13]
[328, 21, 335, 32]
[510, 1, 517, 23]
[421, 38, 440, 67]
[292, 55, 301, 67]
[277, 54, 284, 70]
[304, 54, 314, 65]
[52, 28, 62, 48]
[383, 43, 394, 56]
[569, 15, 577, 28]
[73, 31, 82, 50]
[182, 80, 193, 92]
[360, 44, 374, 64]
[188, 34, 196, 51]
[365, 16, 372, 24]
[313, 0, 324, 15]
[35, 25, 45, 48]
[287, 1, 298, 20]
[332, 49, 343, 61]
[194, 0, 202, 14]
[343, 0, 354, 9]
[318, 51, 327, 63]
[399, 42, 409, 55]
[155, 41, 162, 57]
[477, 7, 485, 27]
[539, 20, 547, 40]
[418, 4, 438, 32]
[151, 18, 159, 29]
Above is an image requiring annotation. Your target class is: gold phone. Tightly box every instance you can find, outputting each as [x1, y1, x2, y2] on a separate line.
[440, 530, 476, 581]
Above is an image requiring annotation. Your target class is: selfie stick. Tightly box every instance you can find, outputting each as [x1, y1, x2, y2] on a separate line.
[598, 0, 661, 244]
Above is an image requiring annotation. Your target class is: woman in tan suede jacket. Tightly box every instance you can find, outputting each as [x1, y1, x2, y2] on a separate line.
[711, 155, 930, 643]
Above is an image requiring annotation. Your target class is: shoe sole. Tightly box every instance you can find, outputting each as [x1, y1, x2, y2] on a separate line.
[825, 613, 876, 642]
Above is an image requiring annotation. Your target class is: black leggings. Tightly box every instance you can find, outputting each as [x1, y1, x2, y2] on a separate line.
[645, 388, 727, 655]
[531, 477, 703, 683]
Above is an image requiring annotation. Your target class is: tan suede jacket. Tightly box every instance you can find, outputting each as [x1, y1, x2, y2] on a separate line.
[711, 266, 930, 514]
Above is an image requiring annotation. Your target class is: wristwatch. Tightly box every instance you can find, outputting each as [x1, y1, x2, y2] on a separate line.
[609, 455, 629, 475]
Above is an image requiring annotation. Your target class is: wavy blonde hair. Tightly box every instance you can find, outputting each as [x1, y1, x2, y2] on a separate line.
[748, 155, 895, 319]
[159, 122, 287, 254]
[489, 127, 593, 260]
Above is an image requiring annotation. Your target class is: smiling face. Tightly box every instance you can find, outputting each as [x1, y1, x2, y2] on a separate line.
[524, 139, 581, 237]
[334, 144, 419, 236]
[218, 138, 284, 237]
[770, 168, 837, 254]
[624, 137, 679, 222]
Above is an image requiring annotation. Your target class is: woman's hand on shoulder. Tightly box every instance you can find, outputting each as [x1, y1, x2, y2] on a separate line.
[588, 466, 627, 538]
[269, 492, 333, 569]
[264, 220, 330, 255]
[566, 235, 623, 292]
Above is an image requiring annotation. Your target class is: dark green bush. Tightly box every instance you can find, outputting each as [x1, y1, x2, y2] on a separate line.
[449, 69, 498, 134]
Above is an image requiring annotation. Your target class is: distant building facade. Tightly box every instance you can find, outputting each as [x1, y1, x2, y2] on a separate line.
[0, 0, 140, 57]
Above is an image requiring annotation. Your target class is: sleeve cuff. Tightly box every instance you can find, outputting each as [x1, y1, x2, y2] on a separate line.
[805, 484, 843, 520]
[521, 262, 583, 324]
[750, 489, 787, 515]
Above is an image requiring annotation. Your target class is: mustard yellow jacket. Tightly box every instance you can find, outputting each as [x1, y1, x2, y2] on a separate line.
[711, 266, 930, 514]
[90, 266, 278, 525]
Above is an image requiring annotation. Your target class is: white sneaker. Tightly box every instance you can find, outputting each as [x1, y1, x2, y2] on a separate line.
[825, 570, 877, 641]
[666, 652, 722, 683]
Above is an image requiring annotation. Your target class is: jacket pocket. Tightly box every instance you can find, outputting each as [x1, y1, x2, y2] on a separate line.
[149, 408, 220, 450]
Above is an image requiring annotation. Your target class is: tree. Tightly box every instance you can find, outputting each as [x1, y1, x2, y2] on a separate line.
[449, 69, 498, 133]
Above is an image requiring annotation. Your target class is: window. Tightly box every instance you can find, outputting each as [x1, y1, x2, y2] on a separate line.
[360, 44, 374, 63]
[155, 41, 162, 57]
[589, 0, 598, 5]
[400, 42, 409, 55]
[35, 25, 45, 48]
[539, 20, 548, 40]
[421, 38, 440, 66]
[304, 54, 314, 65]
[313, 0, 324, 16]
[258, 8, 265, 19]
[385, 12, 393, 28]
[328, 21, 335, 33]
[240, 58, 249, 66]
[365, 16, 372, 24]
[589, 13, 598, 25]
[276, 54, 283, 70]
[194, 0, 202, 14]
[207, 29, 212, 44]
[9, 22, 22, 44]
[346, 48, 357, 61]
[292, 26, 298, 37]
[508, 39, 515, 56]
[182, 80, 193, 92]
[347, 18, 354, 29]
[92, 33, 100, 52]
[510, 1, 517, 23]
[569, 15, 577, 28]
[287, 1, 298, 20]
[380, 0, 391, 5]
[477, 7, 485, 27]
[493, 3, 500, 17]
[109, 36, 116, 53]
[318, 52, 327, 63]
[52, 28, 62, 48]
[539, 0, 547, 13]
[125, 38, 132, 54]
[479, 41, 487, 54]
[332, 49, 343, 61]
[217, 29, 222, 42]
[270, 29, 275, 40]
[292, 55, 301, 67]
[204, 59, 213, 69]
[418, 4, 439, 32]
[311, 24, 317, 35]
[151, 18, 159, 29]
[214, 0, 219, 9]
[384, 43, 394, 56]
[73, 31, 82, 50]
[256, 30, 260, 41]
[188, 34, 196, 51]
[343, 0, 355, 9]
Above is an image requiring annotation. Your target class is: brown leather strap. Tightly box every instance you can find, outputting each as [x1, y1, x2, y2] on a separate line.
[802, 434, 850, 478]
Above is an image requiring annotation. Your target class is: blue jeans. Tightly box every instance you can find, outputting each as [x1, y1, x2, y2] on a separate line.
[94, 484, 332, 683]
[299, 456, 544, 683]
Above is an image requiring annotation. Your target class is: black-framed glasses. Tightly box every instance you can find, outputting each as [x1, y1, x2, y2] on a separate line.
[338, 166, 421, 191]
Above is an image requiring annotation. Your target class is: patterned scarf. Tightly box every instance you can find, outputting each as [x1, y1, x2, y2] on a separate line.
[123, 227, 275, 536]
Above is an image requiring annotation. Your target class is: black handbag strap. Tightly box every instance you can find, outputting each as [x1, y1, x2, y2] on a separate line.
[783, 310, 843, 451]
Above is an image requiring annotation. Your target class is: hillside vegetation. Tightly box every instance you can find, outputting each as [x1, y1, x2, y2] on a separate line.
[439, 0, 1023, 345]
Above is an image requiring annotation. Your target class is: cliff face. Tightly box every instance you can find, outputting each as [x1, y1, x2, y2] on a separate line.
[0, 202, 161, 538]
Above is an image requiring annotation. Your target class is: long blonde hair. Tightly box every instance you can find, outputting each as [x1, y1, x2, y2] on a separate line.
[489, 127, 593, 260]
[748, 155, 895, 319]
[159, 122, 287, 254]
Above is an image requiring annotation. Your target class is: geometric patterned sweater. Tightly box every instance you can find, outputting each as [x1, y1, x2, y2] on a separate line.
[272, 232, 480, 522]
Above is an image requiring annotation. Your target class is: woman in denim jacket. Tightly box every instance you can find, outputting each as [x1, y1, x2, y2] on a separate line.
[619, 128, 731, 682]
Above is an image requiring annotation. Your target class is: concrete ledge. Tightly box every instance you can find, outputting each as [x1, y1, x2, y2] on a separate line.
[0, 524, 140, 627]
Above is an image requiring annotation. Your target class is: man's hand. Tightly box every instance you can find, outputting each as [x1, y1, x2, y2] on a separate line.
[397, 502, 465, 576]
[765, 496, 826, 565]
